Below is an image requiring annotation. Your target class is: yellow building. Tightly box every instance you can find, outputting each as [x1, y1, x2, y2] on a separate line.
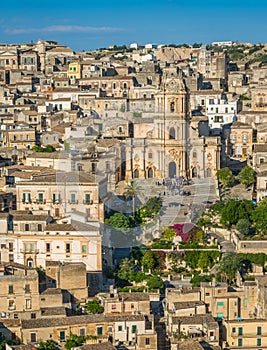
[223, 319, 267, 349]
[67, 61, 81, 81]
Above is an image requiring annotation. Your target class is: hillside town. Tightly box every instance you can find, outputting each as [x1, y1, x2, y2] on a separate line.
[0, 39, 267, 350]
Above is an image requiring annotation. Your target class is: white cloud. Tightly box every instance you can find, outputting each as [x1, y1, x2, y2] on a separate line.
[5, 25, 125, 35]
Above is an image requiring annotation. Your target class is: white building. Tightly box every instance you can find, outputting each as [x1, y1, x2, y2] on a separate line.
[206, 98, 239, 129]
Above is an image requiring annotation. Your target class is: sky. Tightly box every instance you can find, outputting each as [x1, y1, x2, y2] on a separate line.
[0, 0, 267, 51]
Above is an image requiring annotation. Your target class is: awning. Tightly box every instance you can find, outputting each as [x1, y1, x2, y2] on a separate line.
[188, 328, 202, 335]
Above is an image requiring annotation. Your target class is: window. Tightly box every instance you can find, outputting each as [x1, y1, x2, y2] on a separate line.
[232, 134, 236, 142]
[232, 327, 236, 333]
[70, 193, 76, 204]
[37, 193, 43, 204]
[107, 326, 112, 333]
[66, 243, 70, 253]
[148, 152, 153, 159]
[31, 313, 36, 319]
[193, 152, 197, 158]
[82, 245, 87, 254]
[106, 162, 110, 171]
[243, 134, 247, 142]
[38, 224, 42, 231]
[79, 328, 85, 337]
[97, 326, 103, 336]
[146, 338, 150, 345]
[257, 326, 262, 335]
[217, 302, 224, 306]
[132, 325, 137, 333]
[25, 284, 30, 293]
[85, 194, 91, 204]
[260, 158, 265, 164]
[8, 285, 13, 294]
[25, 224, 30, 231]
[30, 333, 36, 343]
[214, 116, 223, 123]
[169, 127, 176, 139]
[238, 327, 243, 336]
[53, 193, 60, 203]
[123, 83, 127, 89]
[8, 300, 15, 310]
[46, 243, 50, 253]
[26, 299, 32, 309]
[112, 304, 117, 310]
[257, 338, 262, 346]
[92, 163, 96, 173]
[9, 243, 13, 252]
[201, 99, 205, 106]
[23, 193, 31, 203]
[59, 331, 65, 341]
[118, 325, 123, 331]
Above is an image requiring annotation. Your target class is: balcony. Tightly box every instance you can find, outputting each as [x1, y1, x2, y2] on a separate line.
[231, 332, 267, 338]
[34, 199, 46, 205]
[68, 200, 78, 204]
[53, 199, 62, 204]
[22, 199, 32, 204]
[20, 249, 39, 254]
[83, 200, 94, 205]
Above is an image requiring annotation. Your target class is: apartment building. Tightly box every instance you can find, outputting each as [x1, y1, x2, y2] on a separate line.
[16, 171, 104, 221]
[2, 212, 102, 274]
[206, 98, 239, 129]
[222, 319, 267, 349]
[0, 263, 40, 320]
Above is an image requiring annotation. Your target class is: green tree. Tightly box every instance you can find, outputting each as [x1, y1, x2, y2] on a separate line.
[65, 334, 86, 350]
[217, 167, 234, 188]
[237, 166, 255, 188]
[0, 336, 6, 350]
[85, 300, 104, 314]
[147, 276, 164, 290]
[108, 213, 131, 232]
[162, 227, 176, 241]
[252, 198, 267, 235]
[116, 258, 133, 281]
[142, 251, 156, 271]
[38, 340, 59, 350]
[198, 251, 210, 270]
[221, 199, 254, 226]
[236, 219, 251, 235]
[124, 181, 141, 216]
[217, 253, 242, 284]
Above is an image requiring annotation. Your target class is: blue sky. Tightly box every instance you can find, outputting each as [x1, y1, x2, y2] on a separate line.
[0, 0, 267, 50]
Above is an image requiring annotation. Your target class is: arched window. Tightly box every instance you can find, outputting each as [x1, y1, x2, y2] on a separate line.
[27, 258, 34, 268]
[133, 169, 139, 179]
[169, 127, 176, 139]
[147, 168, 153, 178]
[170, 102, 175, 113]
[192, 167, 198, 178]
[169, 162, 176, 178]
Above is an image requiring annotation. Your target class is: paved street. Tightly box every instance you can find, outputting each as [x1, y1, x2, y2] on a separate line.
[156, 177, 219, 228]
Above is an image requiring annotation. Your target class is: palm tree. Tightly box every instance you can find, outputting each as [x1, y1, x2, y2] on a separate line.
[124, 180, 141, 216]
